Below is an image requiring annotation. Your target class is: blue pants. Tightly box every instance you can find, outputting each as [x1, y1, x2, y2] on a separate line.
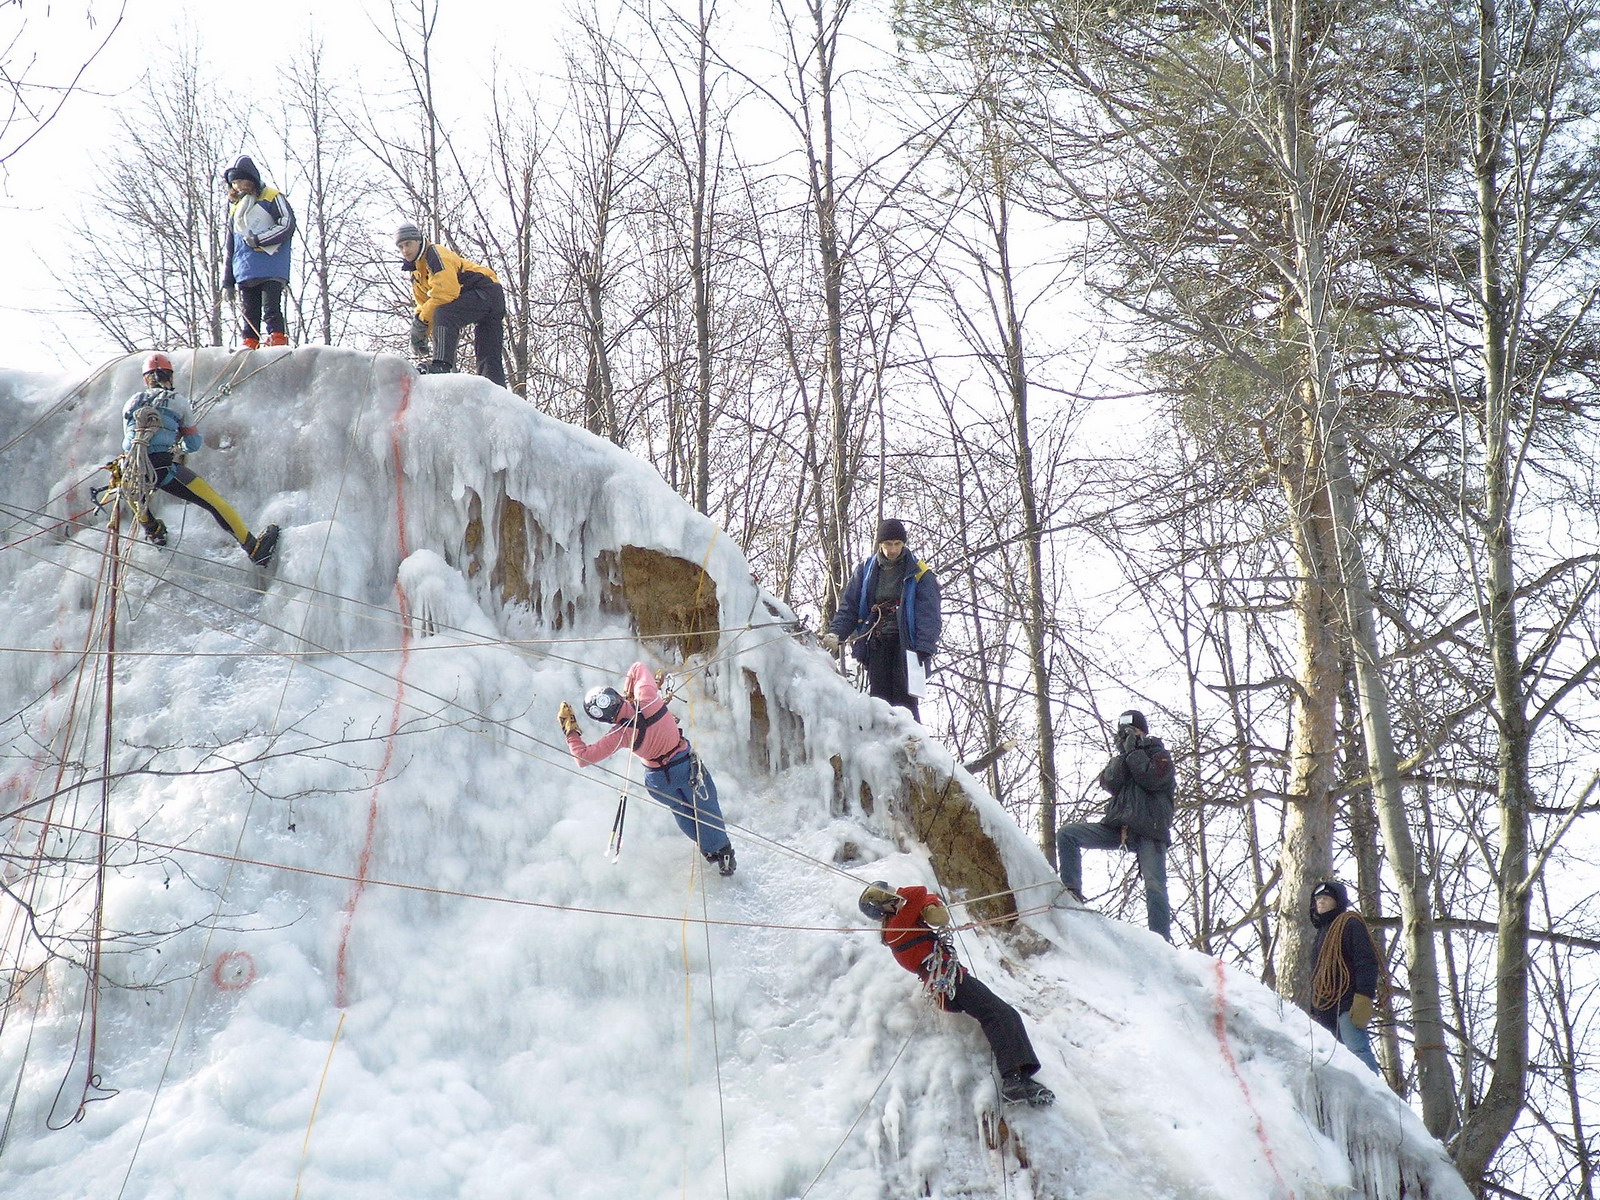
[643, 753, 730, 856]
[1337, 1012, 1382, 1075]
[1056, 821, 1171, 942]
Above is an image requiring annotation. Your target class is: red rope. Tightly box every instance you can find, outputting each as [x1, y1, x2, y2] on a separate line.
[1210, 958, 1294, 1198]
[334, 373, 415, 1009]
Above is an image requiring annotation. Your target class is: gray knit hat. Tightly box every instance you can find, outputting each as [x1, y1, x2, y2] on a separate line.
[395, 222, 423, 246]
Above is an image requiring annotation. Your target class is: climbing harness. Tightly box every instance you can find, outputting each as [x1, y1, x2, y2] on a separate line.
[922, 929, 964, 1006]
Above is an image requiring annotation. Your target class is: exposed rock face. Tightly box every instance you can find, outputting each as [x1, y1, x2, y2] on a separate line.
[459, 480, 719, 662]
[898, 760, 1018, 929]
[614, 544, 719, 661]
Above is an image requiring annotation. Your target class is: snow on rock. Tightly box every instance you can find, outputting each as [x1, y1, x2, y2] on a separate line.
[0, 348, 1469, 1199]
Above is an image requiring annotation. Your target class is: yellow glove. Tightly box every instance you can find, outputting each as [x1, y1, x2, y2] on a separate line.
[558, 701, 579, 736]
[1349, 994, 1374, 1030]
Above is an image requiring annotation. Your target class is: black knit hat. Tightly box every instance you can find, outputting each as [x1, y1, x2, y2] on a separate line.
[223, 155, 261, 187]
[875, 518, 908, 544]
[1117, 709, 1148, 733]
[395, 222, 424, 246]
[1311, 880, 1350, 911]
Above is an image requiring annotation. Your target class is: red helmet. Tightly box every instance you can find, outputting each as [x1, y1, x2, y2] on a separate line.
[143, 352, 174, 375]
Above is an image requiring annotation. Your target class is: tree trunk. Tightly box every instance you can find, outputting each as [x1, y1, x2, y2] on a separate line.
[1267, 0, 1456, 1133]
[1269, 426, 1340, 1003]
[1453, 1, 1531, 1173]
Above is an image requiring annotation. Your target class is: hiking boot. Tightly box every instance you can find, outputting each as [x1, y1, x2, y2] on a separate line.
[142, 517, 167, 547]
[243, 337, 259, 350]
[705, 846, 736, 877]
[266, 332, 289, 347]
[243, 524, 280, 567]
[1000, 1071, 1054, 1107]
[417, 359, 453, 375]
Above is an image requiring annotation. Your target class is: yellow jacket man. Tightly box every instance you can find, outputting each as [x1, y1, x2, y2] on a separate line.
[396, 223, 507, 386]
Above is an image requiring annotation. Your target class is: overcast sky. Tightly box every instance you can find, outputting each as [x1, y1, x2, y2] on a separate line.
[1, 0, 561, 372]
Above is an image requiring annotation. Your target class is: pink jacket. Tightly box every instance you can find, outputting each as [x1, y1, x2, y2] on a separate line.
[565, 662, 687, 769]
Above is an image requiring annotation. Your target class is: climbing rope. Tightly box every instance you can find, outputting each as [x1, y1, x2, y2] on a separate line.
[798, 1008, 925, 1198]
[0, 356, 1062, 1189]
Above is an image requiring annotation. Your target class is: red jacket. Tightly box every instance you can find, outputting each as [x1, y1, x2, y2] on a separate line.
[882, 885, 947, 976]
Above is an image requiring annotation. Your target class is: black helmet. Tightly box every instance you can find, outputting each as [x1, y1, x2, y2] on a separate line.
[859, 881, 900, 921]
[583, 685, 624, 724]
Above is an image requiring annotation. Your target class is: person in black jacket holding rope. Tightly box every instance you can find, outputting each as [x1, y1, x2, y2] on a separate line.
[1307, 879, 1382, 1075]
[1056, 708, 1175, 942]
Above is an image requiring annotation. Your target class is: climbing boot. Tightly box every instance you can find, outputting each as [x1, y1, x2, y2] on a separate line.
[243, 524, 280, 567]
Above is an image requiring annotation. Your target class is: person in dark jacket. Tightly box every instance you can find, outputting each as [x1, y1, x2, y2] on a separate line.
[1056, 708, 1175, 941]
[859, 881, 1053, 1106]
[221, 156, 295, 348]
[1307, 879, 1382, 1074]
[396, 222, 507, 386]
[821, 518, 941, 721]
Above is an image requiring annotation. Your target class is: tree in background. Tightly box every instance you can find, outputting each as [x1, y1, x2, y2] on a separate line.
[63, 39, 236, 351]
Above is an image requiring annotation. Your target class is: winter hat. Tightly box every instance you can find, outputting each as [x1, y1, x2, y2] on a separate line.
[1312, 880, 1348, 905]
[395, 222, 424, 247]
[1116, 709, 1148, 734]
[223, 155, 261, 188]
[875, 518, 908, 544]
[1310, 879, 1350, 917]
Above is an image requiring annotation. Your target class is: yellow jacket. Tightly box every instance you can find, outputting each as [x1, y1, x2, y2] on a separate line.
[410, 243, 500, 323]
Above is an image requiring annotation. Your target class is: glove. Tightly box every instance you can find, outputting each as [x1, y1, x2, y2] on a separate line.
[245, 234, 261, 249]
[654, 667, 667, 688]
[409, 316, 432, 358]
[917, 651, 932, 669]
[222, 285, 236, 303]
[557, 701, 580, 736]
[1120, 729, 1142, 755]
[181, 433, 203, 454]
[1349, 994, 1374, 1030]
[820, 632, 840, 653]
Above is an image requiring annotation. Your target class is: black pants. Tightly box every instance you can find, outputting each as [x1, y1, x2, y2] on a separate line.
[861, 630, 920, 721]
[240, 280, 286, 341]
[145, 454, 251, 545]
[432, 283, 507, 386]
[947, 973, 1039, 1078]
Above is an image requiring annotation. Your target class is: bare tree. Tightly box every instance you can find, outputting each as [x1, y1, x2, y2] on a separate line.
[275, 37, 371, 348]
[0, 0, 127, 172]
[62, 38, 238, 350]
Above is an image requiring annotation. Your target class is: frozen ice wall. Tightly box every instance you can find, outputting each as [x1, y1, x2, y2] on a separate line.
[0, 348, 1468, 1199]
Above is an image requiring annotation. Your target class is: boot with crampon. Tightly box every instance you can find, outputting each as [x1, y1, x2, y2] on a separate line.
[243, 524, 280, 567]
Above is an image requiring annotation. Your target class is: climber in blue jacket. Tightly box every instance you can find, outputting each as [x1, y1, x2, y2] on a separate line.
[117, 352, 278, 565]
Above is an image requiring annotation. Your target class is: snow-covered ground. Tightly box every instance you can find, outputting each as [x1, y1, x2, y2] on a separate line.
[0, 348, 1467, 1198]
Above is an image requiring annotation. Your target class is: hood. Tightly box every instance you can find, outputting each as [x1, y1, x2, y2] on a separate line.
[224, 154, 262, 187]
[1309, 878, 1351, 927]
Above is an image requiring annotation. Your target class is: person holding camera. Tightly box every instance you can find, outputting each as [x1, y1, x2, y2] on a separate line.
[1055, 708, 1176, 942]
